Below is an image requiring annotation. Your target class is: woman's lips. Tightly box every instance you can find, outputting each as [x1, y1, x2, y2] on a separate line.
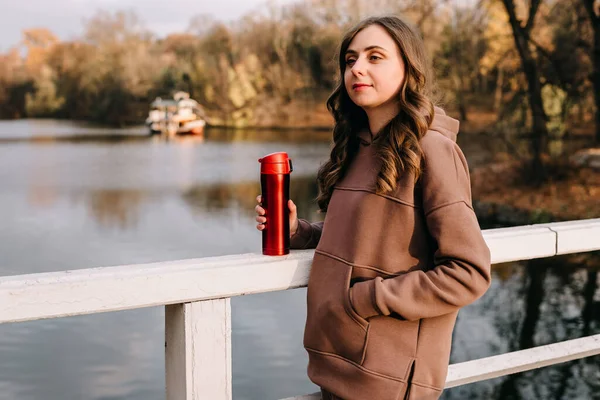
[352, 83, 371, 91]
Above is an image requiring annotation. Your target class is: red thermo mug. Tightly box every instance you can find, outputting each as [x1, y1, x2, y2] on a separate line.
[258, 152, 293, 256]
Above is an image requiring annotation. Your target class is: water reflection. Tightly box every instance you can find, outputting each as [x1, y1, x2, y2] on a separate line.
[181, 174, 319, 214]
[0, 119, 147, 140]
[204, 127, 330, 144]
[27, 175, 322, 232]
[0, 121, 328, 145]
[445, 254, 600, 400]
[83, 190, 145, 230]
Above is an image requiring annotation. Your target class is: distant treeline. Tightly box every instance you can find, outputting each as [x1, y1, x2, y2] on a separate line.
[0, 0, 598, 140]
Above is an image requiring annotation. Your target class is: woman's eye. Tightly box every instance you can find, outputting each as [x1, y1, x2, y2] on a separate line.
[370, 55, 382, 61]
[345, 58, 356, 65]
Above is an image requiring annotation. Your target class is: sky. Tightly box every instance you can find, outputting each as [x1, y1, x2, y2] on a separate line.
[0, 0, 298, 51]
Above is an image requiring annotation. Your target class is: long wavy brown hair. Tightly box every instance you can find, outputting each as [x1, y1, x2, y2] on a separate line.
[316, 15, 436, 212]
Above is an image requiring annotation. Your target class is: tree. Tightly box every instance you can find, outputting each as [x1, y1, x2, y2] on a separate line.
[501, 0, 550, 181]
[25, 64, 64, 117]
[580, 0, 600, 142]
[436, 4, 488, 120]
[79, 10, 161, 125]
[0, 48, 31, 118]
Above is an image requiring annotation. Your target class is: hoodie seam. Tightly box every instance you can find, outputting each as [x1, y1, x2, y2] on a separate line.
[334, 186, 420, 208]
[359, 324, 370, 365]
[425, 199, 473, 216]
[411, 381, 443, 391]
[315, 249, 408, 277]
[306, 347, 410, 384]
[344, 266, 369, 330]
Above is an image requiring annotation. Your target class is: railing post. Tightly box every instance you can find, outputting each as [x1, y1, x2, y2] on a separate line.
[165, 299, 232, 400]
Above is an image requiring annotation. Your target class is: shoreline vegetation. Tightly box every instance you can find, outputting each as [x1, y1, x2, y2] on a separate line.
[1, 1, 598, 133]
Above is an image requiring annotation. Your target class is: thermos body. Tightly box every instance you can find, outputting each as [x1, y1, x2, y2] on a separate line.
[261, 173, 290, 255]
[259, 152, 293, 256]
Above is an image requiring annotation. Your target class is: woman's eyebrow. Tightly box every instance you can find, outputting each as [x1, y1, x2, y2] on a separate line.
[345, 45, 388, 55]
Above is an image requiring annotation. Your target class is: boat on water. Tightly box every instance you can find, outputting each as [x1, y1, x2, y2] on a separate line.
[146, 91, 206, 136]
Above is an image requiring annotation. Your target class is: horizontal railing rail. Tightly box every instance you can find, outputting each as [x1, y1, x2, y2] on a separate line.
[1, 218, 599, 399]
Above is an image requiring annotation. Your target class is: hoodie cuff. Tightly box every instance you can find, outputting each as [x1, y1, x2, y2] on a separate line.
[290, 219, 311, 249]
[350, 279, 381, 319]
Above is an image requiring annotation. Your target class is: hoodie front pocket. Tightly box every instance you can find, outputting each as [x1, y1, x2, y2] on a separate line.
[303, 253, 369, 364]
[362, 316, 419, 380]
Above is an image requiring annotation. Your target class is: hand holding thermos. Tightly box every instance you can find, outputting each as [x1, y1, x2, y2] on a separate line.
[256, 152, 297, 255]
[255, 197, 298, 236]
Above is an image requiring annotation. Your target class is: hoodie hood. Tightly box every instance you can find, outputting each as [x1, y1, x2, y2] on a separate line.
[429, 106, 460, 142]
[357, 106, 460, 145]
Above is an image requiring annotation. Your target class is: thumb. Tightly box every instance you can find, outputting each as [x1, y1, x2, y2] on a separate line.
[288, 199, 297, 214]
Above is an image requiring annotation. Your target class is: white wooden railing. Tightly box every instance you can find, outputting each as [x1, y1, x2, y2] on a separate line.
[1, 219, 600, 399]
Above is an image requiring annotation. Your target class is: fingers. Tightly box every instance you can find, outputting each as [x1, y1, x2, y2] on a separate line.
[255, 195, 265, 216]
[255, 196, 298, 233]
[256, 195, 265, 230]
[256, 213, 266, 231]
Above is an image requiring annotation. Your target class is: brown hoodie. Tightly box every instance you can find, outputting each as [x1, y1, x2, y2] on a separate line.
[290, 108, 491, 400]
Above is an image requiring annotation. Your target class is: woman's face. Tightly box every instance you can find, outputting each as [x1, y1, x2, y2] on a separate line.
[344, 24, 405, 113]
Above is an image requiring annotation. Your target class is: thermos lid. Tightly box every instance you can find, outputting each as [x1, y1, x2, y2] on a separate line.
[259, 152, 293, 174]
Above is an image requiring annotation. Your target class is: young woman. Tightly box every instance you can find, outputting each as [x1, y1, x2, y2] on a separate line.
[255, 15, 491, 400]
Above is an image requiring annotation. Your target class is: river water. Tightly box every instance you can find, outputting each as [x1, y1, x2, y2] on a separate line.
[0, 119, 598, 400]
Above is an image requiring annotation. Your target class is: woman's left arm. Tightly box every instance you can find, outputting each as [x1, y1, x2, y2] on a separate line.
[350, 138, 492, 321]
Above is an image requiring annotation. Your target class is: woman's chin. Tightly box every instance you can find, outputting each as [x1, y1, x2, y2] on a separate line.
[349, 97, 375, 109]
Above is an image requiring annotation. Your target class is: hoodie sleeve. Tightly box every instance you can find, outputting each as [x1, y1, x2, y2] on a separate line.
[350, 136, 491, 320]
[290, 219, 324, 249]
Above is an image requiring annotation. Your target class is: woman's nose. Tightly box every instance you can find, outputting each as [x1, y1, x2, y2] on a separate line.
[351, 58, 366, 76]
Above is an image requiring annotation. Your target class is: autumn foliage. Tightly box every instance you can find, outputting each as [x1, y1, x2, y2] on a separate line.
[0, 0, 597, 142]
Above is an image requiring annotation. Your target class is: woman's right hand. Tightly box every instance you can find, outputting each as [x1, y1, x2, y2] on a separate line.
[255, 195, 299, 237]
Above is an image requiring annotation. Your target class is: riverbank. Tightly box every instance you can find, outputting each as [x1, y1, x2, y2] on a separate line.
[471, 159, 600, 225]
[454, 108, 600, 225]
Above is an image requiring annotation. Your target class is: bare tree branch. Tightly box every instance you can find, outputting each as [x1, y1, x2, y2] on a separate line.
[524, 0, 542, 34]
